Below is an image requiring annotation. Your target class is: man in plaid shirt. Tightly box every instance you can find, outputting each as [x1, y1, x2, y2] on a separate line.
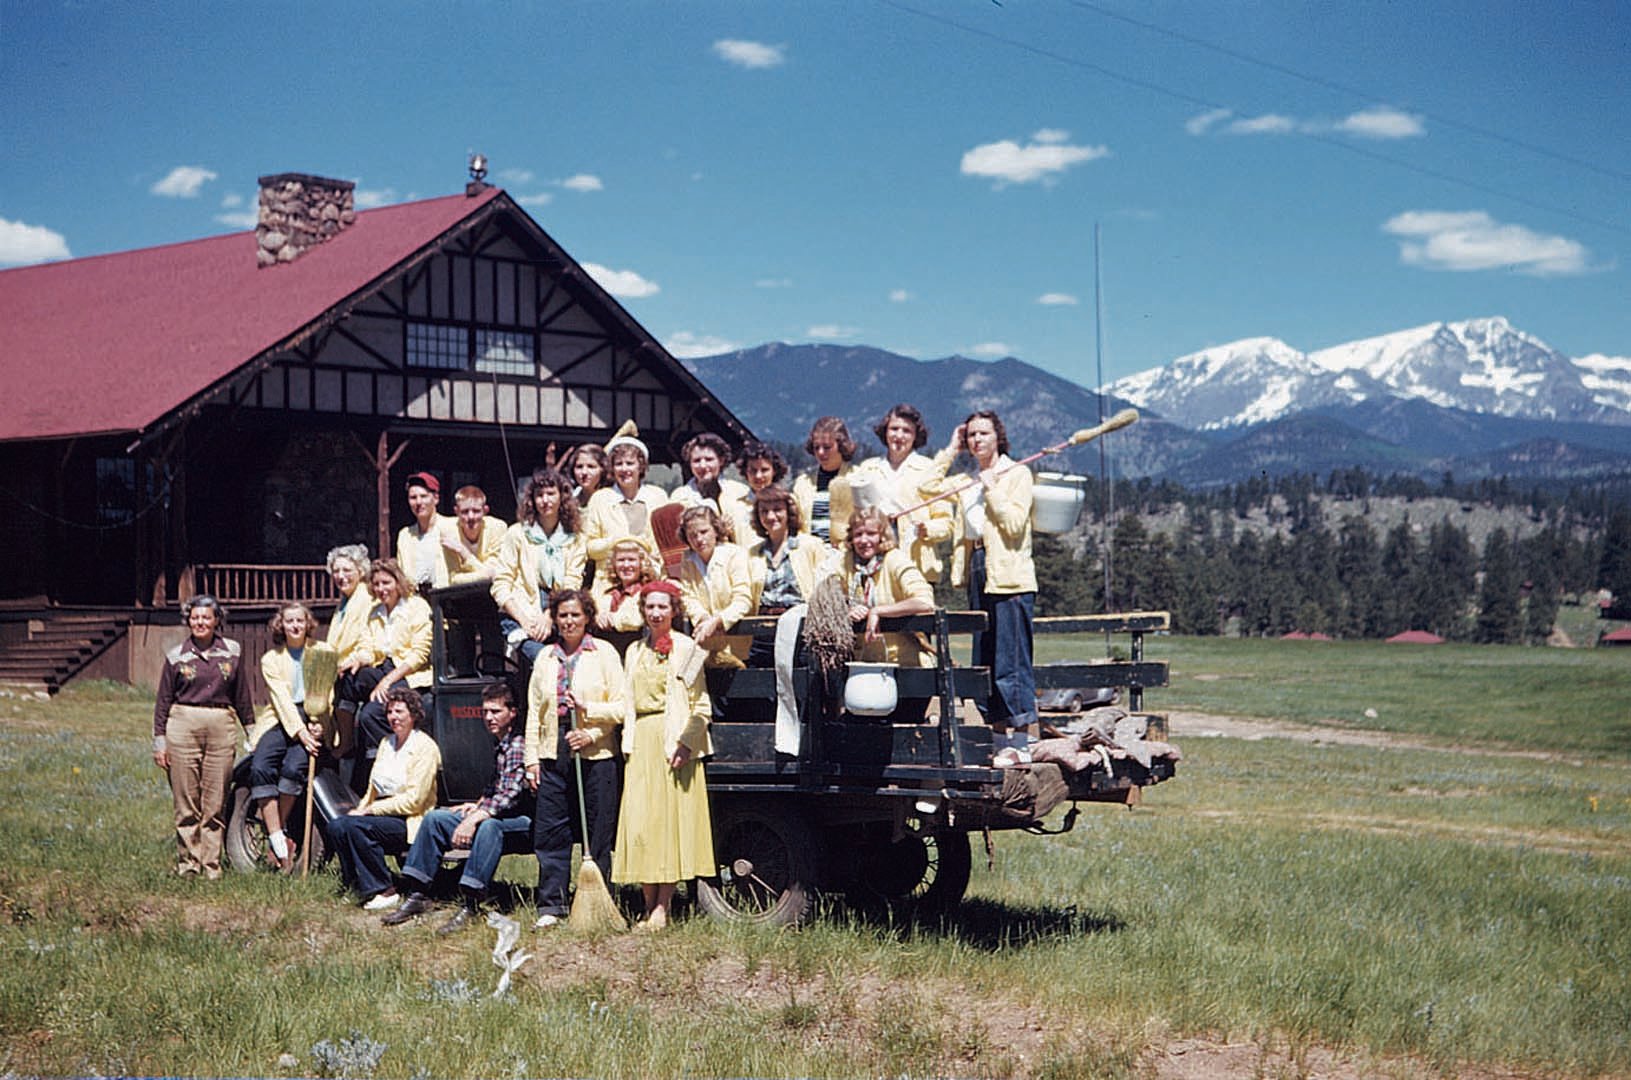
[384, 681, 531, 934]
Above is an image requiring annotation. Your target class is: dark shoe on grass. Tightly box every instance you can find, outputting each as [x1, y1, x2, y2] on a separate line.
[381, 893, 432, 926]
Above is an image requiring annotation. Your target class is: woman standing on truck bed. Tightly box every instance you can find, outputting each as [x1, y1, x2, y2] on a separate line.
[936, 410, 1039, 764]
[612, 580, 714, 931]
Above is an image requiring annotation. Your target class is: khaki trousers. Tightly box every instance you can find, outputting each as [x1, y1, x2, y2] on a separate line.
[166, 704, 240, 878]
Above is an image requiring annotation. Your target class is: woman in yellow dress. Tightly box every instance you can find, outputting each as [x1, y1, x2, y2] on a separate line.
[612, 581, 714, 930]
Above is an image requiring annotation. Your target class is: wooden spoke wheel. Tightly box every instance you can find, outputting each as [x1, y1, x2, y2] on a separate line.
[225, 783, 328, 875]
[695, 805, 819, 927]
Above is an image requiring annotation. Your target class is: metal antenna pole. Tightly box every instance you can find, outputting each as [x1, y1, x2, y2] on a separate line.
[1094, 222, 1114, 638]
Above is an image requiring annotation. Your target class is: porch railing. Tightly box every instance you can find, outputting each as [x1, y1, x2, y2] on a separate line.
[187, 564, 337, 608]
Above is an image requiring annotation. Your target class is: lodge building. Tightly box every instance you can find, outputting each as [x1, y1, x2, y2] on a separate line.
[0, 172, 749, 691]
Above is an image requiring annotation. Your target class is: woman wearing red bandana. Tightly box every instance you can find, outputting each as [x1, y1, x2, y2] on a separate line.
[841, 506, 935, 667]
[590, 536, 659, 637]
[611, 580, 714, 931]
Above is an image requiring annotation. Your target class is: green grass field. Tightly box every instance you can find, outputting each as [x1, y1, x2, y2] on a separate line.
[2, 637, 1629, 1078]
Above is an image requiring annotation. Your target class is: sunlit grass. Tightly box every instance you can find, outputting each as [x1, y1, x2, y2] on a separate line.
[1, 668, 1629, 1076]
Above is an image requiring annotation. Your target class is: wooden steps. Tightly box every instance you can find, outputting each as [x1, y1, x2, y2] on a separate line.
[0, 614, 129, 695]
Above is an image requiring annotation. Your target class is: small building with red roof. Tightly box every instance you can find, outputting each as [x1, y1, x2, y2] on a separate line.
[1386, 630, 1445, 644]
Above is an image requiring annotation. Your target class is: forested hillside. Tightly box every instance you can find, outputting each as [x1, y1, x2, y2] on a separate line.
[1030, 469, 1631, 642]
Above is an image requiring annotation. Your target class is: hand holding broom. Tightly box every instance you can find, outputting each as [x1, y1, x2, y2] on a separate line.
[566, 706, 626, 932]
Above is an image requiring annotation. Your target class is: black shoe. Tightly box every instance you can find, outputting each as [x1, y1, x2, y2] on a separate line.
[436, 905, 478, 936]
[381, 892, 432, 926]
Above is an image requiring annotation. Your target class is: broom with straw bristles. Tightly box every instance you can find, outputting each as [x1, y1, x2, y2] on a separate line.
[567, 707, 626, 932]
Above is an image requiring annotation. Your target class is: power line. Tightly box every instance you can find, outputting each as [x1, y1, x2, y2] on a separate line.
[876, 0, 1629, 237]
[1062, 0, 1631, 186]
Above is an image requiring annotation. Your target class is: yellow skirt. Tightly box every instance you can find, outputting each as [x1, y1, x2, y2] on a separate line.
[612, 711, 715, 884]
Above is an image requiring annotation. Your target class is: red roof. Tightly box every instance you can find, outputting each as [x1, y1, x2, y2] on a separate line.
[1280, 630, 1309, 639]
[1386, 630, 1445, 644]
[1602, 627, 1631, 644]
[1308, 632, 1333, 641]
[0, 188, 502, 443]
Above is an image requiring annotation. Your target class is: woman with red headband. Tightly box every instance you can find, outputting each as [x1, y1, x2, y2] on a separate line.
[611, 579, 713, 931]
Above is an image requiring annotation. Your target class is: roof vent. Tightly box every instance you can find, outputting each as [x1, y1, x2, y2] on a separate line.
[256, 173, 356, 268]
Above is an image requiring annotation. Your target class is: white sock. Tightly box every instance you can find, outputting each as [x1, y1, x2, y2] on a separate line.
[269, 830, 290, 860]
[1009, 729, 1030, 750]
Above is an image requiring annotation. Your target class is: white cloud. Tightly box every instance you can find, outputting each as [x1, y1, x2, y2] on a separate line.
[353, 188, 399, 209]
[498, 167, 536, 183]
[517, 192, 554, 208]
[0, 217, 71, 265]
[666, 331, 739, 358]
[1185, 108, 1232, 136]
[755, 277, 793, 289]
[971, 342, 1012, 358]
[220, 192, 244, 208]
[960, 133, 1108, 186]
[559, 173, 603, 192]
[583, 261, 660, 298]
[1037, 292, 1079, 306]
[1031, 128, 1070, 144]
[889, 289, 912, 303]
[1338, 106, 1425, 139]
[214, 208, 258, 228]
[150, 165, 217, 198]
[1191, 105, 1425, 140]
[807, 324, 859, 340]
[1225, 114, 1296, 135]
[713, 39, 785, 68]
[1382, 210, 1592, 276]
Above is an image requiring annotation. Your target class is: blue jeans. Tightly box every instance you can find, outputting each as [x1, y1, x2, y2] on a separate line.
[326, 813, 409, 900]
[968, 548, 1038, 729]
[248, 721, 310, 803]
[400, 807, 533, 897]
[500, 616, 547, 665]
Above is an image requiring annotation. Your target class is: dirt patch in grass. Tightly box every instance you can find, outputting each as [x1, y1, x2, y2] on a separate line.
[1169, 710, 1620, 768]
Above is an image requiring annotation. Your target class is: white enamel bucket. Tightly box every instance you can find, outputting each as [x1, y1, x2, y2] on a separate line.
[1033, 472, 1087, 533]
[844, 662, 899, 716]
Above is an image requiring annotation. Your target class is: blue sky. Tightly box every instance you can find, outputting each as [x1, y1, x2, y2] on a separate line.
[3, 1, 1627, 386]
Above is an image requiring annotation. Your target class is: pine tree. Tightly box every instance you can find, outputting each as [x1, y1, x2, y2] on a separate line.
[1475, 528, 1522, 644]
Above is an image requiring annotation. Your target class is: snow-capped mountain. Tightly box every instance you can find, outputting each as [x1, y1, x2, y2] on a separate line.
[1110, 317, 1630, 430]
[1575, 352, 1631, 413]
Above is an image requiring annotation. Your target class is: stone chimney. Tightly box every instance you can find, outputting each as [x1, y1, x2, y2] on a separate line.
[256, 173, 356, 267]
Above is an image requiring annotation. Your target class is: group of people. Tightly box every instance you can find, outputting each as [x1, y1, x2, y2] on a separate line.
[150, 404, 1039, 931]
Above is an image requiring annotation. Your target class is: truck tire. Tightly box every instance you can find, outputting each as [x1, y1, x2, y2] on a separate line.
[695, 805, 818, 927]
[851, 822, 972, 915]
[225, 784, 328, 875]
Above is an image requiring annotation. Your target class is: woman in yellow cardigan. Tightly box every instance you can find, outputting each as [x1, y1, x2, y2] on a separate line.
[326, 687, 442, 910]
[492, 467, 586, 665]
[675, 505, 753, 668]
[839, 507, 936, 667]
[744, 486, 835, 667]
[934, 410, 1039, 762]
[591, 536, 660, 637]
[581, 428, 666, 581]
[525, 588, 628, 928]
[326, 543, 374, 757]
[791, 416, 857, 547]
[612, 581, 713, 931]
[349, 559, 434, 793]
[247, 602, 339, 869]
[850, 403, 955, 584]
